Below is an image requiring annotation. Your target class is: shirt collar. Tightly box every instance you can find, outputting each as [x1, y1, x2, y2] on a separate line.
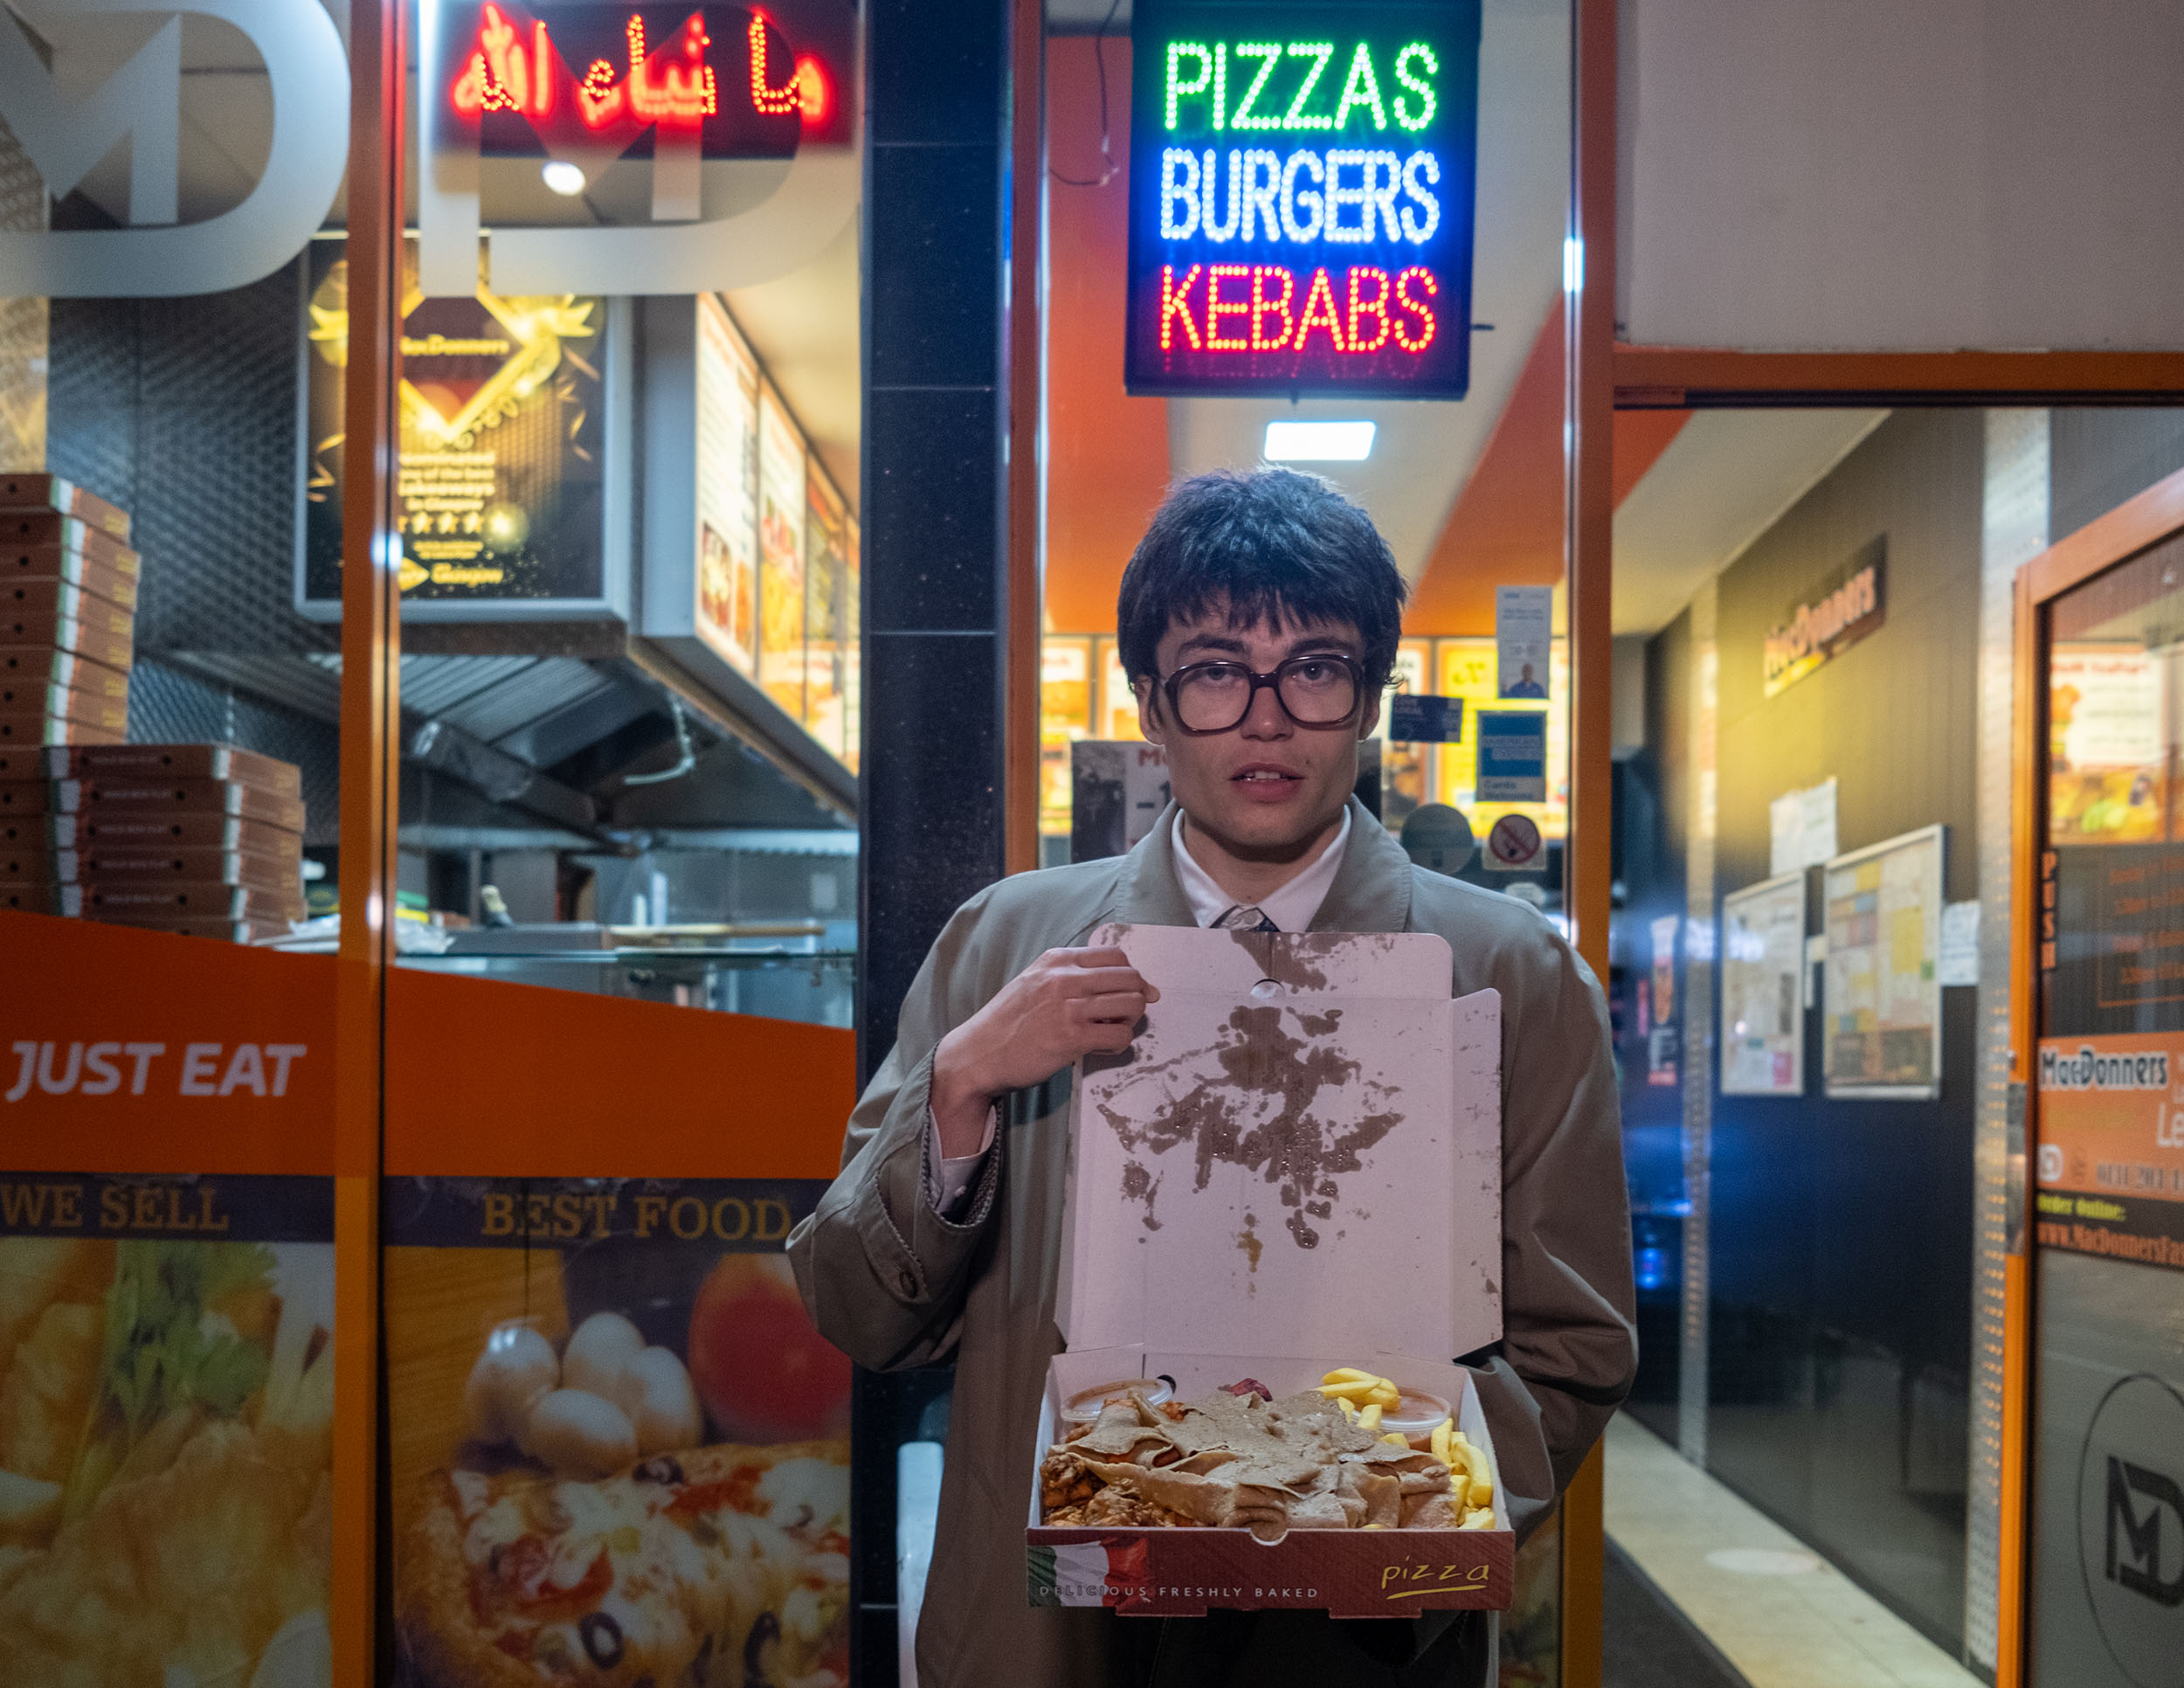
[1170, 806, 1353, 931]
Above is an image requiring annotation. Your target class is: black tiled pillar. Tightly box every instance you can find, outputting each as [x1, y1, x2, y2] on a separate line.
[853, 0, 1017, 1679]
[860, 2, 1012, 1059]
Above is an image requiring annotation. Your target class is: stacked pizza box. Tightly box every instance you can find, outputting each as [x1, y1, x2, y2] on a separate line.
[0, 743, 308, 943]
[0, 474, 137, 747]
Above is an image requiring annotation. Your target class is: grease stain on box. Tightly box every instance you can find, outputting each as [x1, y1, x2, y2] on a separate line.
[1096, 1003, 1406, 1249]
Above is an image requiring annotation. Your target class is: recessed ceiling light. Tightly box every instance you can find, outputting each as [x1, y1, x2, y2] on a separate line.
[542, 160, 587, 197]
[1265, 419, 1375, 461]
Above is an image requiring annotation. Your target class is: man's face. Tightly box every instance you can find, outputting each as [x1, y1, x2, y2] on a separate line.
[1135, 605, 1378, 857]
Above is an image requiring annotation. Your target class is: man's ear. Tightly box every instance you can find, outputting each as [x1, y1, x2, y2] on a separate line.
[1135, 675, 1166, 744]
[1358, 693, 1382, 739]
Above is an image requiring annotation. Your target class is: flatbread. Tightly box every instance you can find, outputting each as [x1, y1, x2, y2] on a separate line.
[1041, 1388, 1457, 1537]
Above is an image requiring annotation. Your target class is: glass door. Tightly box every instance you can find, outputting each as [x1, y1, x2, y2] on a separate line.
[2028, 527, 2184, 1685]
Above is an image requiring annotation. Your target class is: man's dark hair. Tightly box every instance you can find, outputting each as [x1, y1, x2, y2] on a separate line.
[1116, 468, 1408, 699]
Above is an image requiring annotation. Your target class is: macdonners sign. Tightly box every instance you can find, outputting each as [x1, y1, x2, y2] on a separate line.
[1126, 0, 1482, 398]
[2035, 1031, 2184, 1271]
[1764, 537, 1887, 698]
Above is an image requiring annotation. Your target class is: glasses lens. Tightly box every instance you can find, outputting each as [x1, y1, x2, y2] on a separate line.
[1278, 657, 1359, 724]
[1173, 664, 1253, 731]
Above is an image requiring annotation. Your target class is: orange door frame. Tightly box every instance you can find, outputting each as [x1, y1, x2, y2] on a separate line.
[1006, 0, 1047, 877]
[332, 0, 404, 1678]
[1571, 2, 2184, 1685]
[2004, 463, 2184, 1688]
[1562, 0, 1617, 1681]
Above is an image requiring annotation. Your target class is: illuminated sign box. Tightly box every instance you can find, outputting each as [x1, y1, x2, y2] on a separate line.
[1127, 0, 1481, 399]
[440, 2, 850, 158]
[296, 237, 632, 624]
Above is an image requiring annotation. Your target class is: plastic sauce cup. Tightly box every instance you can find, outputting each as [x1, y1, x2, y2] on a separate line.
[1061, 1377, 1174, 1422]
[1375, 1389, 1454, 1438]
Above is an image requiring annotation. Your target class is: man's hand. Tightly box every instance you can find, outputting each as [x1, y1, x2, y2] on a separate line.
[930, 947, 1160, 1157]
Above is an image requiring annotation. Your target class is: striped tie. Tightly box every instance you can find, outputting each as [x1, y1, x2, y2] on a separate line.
[1216, 905, 1279, 933]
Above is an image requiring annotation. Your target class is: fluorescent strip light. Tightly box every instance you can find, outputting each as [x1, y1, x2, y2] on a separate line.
[1264, 420, 1376, 462]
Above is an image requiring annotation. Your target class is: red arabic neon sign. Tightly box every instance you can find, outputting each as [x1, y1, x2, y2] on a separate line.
[446, 3, 826, 156]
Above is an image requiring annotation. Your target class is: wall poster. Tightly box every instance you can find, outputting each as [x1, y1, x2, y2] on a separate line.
[1647, 913, 1679, 1087]
[757, 386, 809, 721]
[2048, 643, 2167, 845]
[693, 294, 761, 676]
[301, 238, 621, 620]
[1435, 639, 1566, 840]
[1721, 871, 1807, 1096]
[1823, 825, 1945, 1100]
[1072, 741, 1171, 861]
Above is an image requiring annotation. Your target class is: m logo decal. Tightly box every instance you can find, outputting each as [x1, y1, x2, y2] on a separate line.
[2107, 1456, 2184, 1607]
[2077, 1373, 2184, 1685]
[0, 0, 348, 297]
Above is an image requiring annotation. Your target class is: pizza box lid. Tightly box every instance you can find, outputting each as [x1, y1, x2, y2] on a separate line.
[1058, 924, 1502, 1366]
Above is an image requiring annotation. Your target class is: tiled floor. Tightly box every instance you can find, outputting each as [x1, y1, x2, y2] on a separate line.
[1602, 1414, 1983, 1688]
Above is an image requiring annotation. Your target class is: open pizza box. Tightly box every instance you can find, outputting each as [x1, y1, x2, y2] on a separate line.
[1026, 924, 1510, 1618]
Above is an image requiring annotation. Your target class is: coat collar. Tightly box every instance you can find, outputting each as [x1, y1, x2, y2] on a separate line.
[1101, 797, 1413, 935]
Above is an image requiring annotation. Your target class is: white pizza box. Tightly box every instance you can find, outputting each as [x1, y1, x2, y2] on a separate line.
[1027, 924, 1510, 1616]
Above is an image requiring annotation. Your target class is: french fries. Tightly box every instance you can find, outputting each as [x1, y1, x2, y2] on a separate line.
[1447, 1429, 1493, 1508]
[1322, 1368, 1502, 1530]
[1316, 1368, 1400, 1410]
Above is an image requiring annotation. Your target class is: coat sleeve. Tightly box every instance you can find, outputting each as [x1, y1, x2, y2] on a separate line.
[788, 893, 1008, 1373]
[1467, 923, 1638, 1542]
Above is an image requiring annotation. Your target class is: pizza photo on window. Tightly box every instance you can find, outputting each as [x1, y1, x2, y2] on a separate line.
[384, 1177, 850, 1688]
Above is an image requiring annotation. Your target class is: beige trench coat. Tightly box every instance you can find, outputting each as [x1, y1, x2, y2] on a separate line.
[789, 800, 1637, 1687]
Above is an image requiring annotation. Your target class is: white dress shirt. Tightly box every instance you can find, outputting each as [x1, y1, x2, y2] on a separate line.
[1167, 806, 1351, 932]
[924, 807, 1353, 1214]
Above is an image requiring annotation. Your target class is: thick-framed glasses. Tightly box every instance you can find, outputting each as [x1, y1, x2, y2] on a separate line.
[1158, 654, 1367, 736]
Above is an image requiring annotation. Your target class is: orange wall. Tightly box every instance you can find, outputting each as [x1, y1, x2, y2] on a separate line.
[1405, 301, 1688, 636]
[1045, 36, 1173, 634]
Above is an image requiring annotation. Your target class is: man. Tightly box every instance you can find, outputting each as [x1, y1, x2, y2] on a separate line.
[790, 468, 1635, 1687]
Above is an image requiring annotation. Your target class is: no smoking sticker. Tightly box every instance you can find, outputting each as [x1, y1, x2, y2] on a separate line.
[1486, 813, 1543, 872]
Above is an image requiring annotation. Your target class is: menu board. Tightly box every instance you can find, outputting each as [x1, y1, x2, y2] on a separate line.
[684, 298, 859, 772]
[1721, 871, 1807, 1096]
[1436, 639, 1566, 840]
[757, 386, 809, 720]
[1823, 825, 1945, 1100]
[1097, 638, 1144, 740]
[840, 519, 861, 774]
[804, 470, 851, 759]
[301, 239, 616, 619]
[693, 294, 761, 675]
[1041, 638, 1095, 836]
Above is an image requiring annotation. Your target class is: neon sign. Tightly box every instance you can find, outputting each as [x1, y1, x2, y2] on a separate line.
[1127, 1, 1480, 398]
[442, 3, 845, 168]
